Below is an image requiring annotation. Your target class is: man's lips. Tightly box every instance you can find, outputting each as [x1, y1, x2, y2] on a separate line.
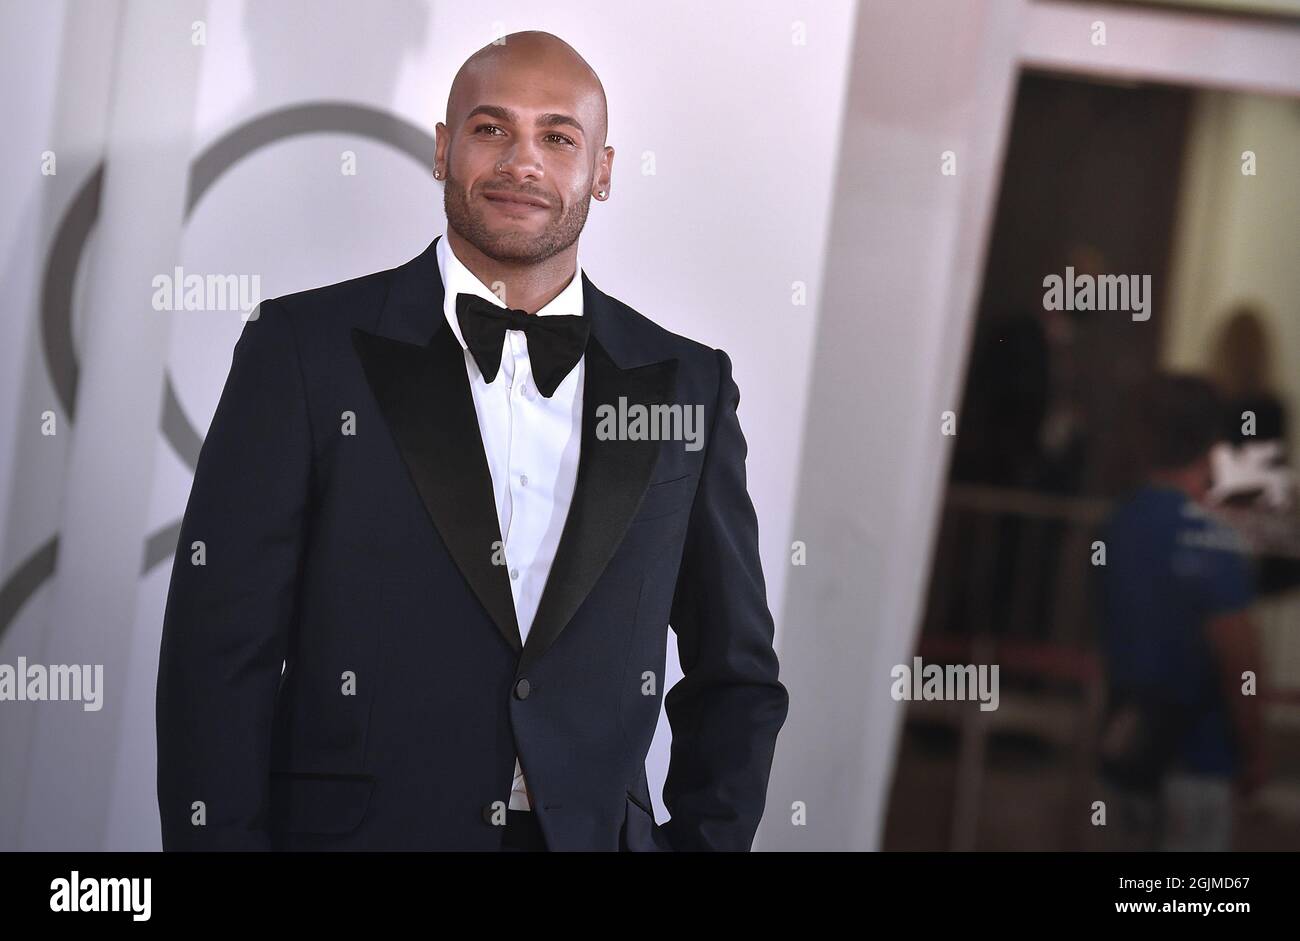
[482, 191, 550, 210]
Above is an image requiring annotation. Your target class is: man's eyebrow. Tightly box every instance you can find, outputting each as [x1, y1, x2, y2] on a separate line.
[464, 104, 585, 135]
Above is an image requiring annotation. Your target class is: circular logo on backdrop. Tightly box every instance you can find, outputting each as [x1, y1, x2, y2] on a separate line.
[0, 103, 437, 639]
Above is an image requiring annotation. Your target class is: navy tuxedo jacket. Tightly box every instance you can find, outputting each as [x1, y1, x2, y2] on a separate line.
[156, 235, 789, 851]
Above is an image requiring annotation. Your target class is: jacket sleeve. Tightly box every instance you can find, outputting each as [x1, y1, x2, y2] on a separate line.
[661, 347, 790, 851]
[155, 298, 313, 850]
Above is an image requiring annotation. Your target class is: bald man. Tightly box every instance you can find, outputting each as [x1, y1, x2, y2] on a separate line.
[157, 31, 789, 852]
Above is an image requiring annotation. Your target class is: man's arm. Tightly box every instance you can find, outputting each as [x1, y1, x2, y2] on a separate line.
[155, 298, 313, 850]
[1206, 609, 1268, 796]
[661, 348, 790, 851]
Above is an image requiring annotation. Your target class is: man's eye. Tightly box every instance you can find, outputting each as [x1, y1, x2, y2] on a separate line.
[476, 124, 504, 136]
[546, 133, 575, 146]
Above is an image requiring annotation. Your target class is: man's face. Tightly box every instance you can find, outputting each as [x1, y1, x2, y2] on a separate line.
[441, 61, 604, 266]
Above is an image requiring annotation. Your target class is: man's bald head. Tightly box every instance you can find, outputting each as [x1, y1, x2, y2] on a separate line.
[447, 31, 607, 149]
[434, 30, 614, 266]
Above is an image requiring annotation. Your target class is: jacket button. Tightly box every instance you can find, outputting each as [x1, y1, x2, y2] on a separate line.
[514, 678, 531, 700]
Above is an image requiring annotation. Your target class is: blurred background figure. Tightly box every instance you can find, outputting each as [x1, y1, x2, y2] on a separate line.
[1213, 304, 1288, 460]
[1096, 373, 1264, 852]
[1206, 304, 1300, 595]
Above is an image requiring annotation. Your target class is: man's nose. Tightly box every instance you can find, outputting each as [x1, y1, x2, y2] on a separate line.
[496, 138, 544, 182]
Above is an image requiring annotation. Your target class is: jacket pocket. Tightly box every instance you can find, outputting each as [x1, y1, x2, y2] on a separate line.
[269, 771, 374, 835]
[622, 791, 673, 852]
[630, 474, 698, 524]
[626, 789, 655, 818]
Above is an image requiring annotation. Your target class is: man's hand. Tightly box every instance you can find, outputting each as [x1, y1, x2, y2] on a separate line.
[1206, 609, 1267, 803]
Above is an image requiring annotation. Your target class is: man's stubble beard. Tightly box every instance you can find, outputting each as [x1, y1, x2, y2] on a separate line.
[442, 163, 591, 266]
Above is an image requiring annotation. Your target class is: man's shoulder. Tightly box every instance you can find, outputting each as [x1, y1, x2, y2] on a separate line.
[591, 282, 722, 378]
[261, 264, 395, 328]
[246, 256, 423, 369]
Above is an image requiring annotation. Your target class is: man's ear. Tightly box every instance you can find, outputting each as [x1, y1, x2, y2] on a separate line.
[433, 122, 450, 177]
[594, 145, 615, 197]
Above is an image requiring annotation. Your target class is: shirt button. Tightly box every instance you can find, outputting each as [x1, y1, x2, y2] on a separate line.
[514, 678, 532, 700]
[509, 568, 519, 580]
[519, 474, 528, 487]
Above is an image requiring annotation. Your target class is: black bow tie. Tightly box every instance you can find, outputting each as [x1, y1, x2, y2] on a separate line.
[454, 292, 589, 398]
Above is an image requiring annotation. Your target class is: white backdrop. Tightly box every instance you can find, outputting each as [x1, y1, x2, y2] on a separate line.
[0, 0, 854, 850]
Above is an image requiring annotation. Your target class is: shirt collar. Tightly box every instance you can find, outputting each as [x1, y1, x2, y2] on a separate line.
[438, 233, 584, 351]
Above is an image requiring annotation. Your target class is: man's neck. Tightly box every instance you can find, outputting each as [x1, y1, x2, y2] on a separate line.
[1147, 467, 1205, 504]
[447, 229, 578, 314]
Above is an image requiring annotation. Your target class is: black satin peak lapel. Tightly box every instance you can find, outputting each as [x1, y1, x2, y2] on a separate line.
[351, 321, 522, 655]
[518, 336, 678, 676]
[348, 234, 677, 670]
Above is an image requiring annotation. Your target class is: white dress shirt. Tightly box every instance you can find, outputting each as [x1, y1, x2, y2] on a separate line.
[436, 233, 585, 812]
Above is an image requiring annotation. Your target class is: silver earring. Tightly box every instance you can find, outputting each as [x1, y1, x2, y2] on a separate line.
[597, 190, 606, 198]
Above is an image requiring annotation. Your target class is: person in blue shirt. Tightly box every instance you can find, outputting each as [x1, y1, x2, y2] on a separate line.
[1099, 373, 1268, 851]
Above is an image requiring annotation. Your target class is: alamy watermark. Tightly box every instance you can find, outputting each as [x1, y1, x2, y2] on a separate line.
[1042, 266, 1151, 321]
[151, 267, 261, 319]
[890, 656, 1000, 711]
[0, 658, 103, 711]
[50, 871, 150, 921]
[595, 396, 705, 452]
